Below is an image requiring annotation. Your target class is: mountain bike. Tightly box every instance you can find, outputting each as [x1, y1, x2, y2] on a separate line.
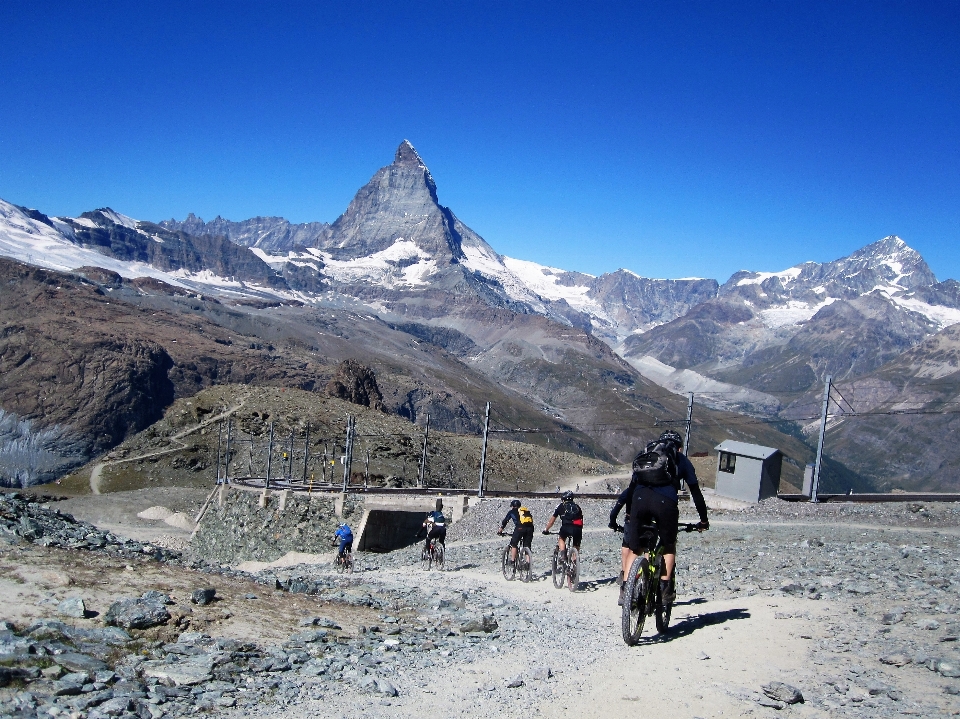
[544, 531, 579, 591]
[334, 549, 356, 574]
[498, 532, 533, 582]
[622, 523, 699, 645]
[421, 538, 445, 571]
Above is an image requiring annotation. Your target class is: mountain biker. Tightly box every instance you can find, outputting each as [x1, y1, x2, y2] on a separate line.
[543, 491, 583, 556]
[619, 430, 709, 606]
[334, 522, 353, 559]
[423, 505, 447, 554]
[498, 499, 535, 562]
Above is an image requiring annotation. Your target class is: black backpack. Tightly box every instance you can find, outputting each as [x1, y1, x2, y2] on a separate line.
[631, 441, 679, 489]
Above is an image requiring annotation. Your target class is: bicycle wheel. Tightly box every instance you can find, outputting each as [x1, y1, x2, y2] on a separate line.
[654, 556, 672, 632]
[335, 554, 345, 574]
[502, 546, 516, 580]
[421, 545, 431, 571]
[551, 547, 564, 589]
[621, 556, 650, 645]
[567, 547, 579, 592]
[434, 543, 445, 571]
[518, 546, 533, 582]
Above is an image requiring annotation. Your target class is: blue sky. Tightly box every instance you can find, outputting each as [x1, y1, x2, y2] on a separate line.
[2, 1, 958, 282]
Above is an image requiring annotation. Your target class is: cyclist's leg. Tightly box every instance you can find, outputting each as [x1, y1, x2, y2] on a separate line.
[571, 527, 583, 550]
[623, 487, 653, 579]
[520, 526, 534, 549]
[509, 525, 523, 561]
[437, 527, 447, 545]
[651, 494, 679, 580]
[558, 528, 570, 556]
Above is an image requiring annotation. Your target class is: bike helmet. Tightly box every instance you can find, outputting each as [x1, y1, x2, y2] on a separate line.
[510, 499, 521, 508]
[561, 491, 574, 502]
[658, 430, 683, 449]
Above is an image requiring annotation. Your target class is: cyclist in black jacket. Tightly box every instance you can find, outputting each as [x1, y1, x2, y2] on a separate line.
[619, 431, 709, 606]
[543, 491, 584, 555]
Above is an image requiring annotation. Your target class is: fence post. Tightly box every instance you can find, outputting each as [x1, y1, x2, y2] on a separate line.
[224, 418, 233, 484]
[265, 421, 274, 490]
[214, 421, 223, 485]
[302, 422, 310, 484]
[477, 402, 491, 498]
[811, 375, 832, 503]
[287, 431, 294, 480]
[418, 415, 431, 487]
[341, 416, 354, 493]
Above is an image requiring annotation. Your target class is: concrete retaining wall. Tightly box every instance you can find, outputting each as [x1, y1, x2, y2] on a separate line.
[191, 486, 364, 565]
[192, 487, 474, 564]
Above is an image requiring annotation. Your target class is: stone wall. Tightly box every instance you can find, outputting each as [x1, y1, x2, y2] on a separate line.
[191, 487, 364, 565]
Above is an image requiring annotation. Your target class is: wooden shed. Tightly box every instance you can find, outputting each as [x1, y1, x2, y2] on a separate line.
[714, 440, 783, 503]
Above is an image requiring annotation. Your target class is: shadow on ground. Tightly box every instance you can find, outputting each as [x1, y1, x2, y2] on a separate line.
[641, 607, 751, 644]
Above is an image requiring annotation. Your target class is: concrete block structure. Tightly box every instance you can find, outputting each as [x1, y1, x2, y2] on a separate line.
[714, 440, 783, 503]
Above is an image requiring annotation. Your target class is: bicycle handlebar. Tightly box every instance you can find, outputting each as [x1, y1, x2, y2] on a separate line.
[632, 522, 707, 534]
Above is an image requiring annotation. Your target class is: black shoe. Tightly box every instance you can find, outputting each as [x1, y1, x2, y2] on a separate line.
[616, 571, 624, 587]
[660, 580, 676, 605]
[618, 583, 626, 606]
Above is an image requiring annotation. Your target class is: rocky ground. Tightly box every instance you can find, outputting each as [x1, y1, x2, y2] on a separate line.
[2, 492, 960, 719]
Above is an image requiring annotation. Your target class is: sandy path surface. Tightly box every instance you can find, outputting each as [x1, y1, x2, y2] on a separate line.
[253, 573, 816, 719]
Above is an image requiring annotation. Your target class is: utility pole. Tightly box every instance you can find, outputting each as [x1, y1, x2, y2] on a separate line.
[265, 421, 274, 490]
[223, 418, 233, 484]
[682, 392, 694, 455]
[477, 402, 491, 498]
[811, 375, 832, 503]
[341, 416, 354, 493]
[680, 392, 694, 493]
[364, 449, 370, 488]
[302, 422, 310, 485]
[214, 421, 223, 485]
[418, 415, 431, 488]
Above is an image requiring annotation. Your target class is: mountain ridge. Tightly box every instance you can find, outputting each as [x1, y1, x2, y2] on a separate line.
[3, 140, 960, 492]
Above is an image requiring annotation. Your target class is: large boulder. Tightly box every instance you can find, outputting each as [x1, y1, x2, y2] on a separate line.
[104, 597, 170, 630]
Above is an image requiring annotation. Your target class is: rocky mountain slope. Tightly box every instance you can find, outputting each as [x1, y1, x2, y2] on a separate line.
[4, 141, 959, 491]
[63, 385, 617, 496]
[779, 322, 960, 491]
[621, 238, 960, 411]
[0, 257, 615, 486]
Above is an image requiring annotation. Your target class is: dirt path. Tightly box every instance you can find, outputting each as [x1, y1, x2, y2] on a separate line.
[226, 547, 826, 719]
[89, 399, 246, 494]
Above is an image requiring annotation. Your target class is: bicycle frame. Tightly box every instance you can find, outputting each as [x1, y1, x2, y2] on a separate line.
[621, 523, 699, 644]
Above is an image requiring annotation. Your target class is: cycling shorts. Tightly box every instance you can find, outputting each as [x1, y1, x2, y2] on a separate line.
[558, 526, 582, 549]
[427, 525, 447, 544]
[509, 524, 534, 549]
[625, 485, 679, 554]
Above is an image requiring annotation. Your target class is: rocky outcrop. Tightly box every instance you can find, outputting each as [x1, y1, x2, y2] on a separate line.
[325, 360, 385, 410]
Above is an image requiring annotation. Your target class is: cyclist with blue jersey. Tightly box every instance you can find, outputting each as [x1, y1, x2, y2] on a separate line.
[334, 523, 353, 559]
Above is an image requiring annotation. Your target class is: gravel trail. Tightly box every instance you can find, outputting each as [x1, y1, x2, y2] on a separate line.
[229, 500, 960, 719]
